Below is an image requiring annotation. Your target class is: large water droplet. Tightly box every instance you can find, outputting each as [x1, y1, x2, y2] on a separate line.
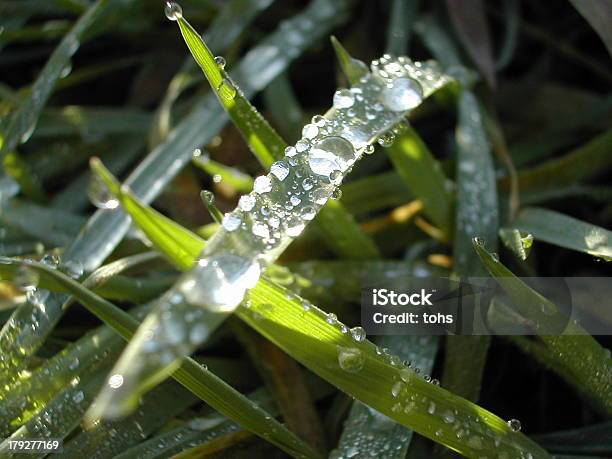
[238, 194, 256, 211]
[337, 346, 364, 373]
[222, 213, 241, 232]
[253, 176, 272, 193]
[164, 1, 183, 21]
[307, 136, 356, 177]
[350, 326, 366, 342]
[270, 161, 289, 181]
[88, 174, 119, 210]
[214, 56, 226, 69]
[507, 418, 521, 432]
[179, 254, 261, 312]
[379, 77, 423, 111]
[333, 89, 355, 109]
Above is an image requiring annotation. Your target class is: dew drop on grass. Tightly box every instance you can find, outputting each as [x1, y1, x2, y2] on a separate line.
[214, 56, 226, 69]
[507, 418, 522, 432]
[253, 176, 272, 193]
[222, 213, 241, 232]
[308, 136, 355, 176]
[164, 1, 182, 21]
[179, 254, 260, 312]
[337, 346, 364, 373]
[326, 312, 337, 324]
[350, 326, 366, 342]
[270, 161, 289, 181]
[331, 188, 342, 200]
[238, 194, 255, 211]
[88, 174, 119, 210]
[379, 77, 423, 111]
[333, 89, 355, 108]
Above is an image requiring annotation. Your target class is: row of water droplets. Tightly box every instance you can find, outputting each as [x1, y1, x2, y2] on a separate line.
[89, 52, 452, 419]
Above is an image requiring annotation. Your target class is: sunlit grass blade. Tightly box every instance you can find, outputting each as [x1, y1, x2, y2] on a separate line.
[499, 228, 533, 261]
[178, 11, 379, 259]
[386, 125, 454, 237]
[473, 239, 612, 413]
[330, 36, 369, 85]
[87, 166, 550, 458]
[0, 0, 351, 388]
[508, 207, 611, 260]
[0, 257, 321, 459]
[175, 15, 286, 165]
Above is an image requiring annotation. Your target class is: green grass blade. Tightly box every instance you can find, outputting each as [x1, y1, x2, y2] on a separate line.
[0, 257, 321, 459]
[499, 228, 533, 261]
[330, 36, 369, 85]
[192, 152, 254, 193]
[176, 15, 286, 166]
[84, 167, 549, 457]
[263, 73, 305, 142]
[473, 239, 612, 413]
[386, 125, 454, 237]
[508, 207, 611, 260]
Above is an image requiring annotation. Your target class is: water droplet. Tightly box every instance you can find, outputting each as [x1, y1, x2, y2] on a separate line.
[164, 1, 182, 21]
[308, 136, 356, 177]
[331, 188, 342, 200]
[217, 78, 237, 100]
[391, 381, 404, 397]
[286, 216, 305, 237]
[285, 146, 297, 157]
[326, 312, 337, 324]
[431, 378, 440, 386]
[301, 178, 314, 191]
[88, 174, 119, 210]
[379, 77, 423, 112]
[212, 174, 222, 183]
[333, 89, 355, 109]
[364, 144, 375, 155]
[62, 260, 84, 279]
[300, 206, 316, 220]
[270, 161, 289, 181]
[377, 132, 395, 147]
[214, 56, 226, 69]
[179, 254, 261, 312]
[311, 115, 326, 127]
[253, 176, 272, 193]
[252, 222, 270, 239]
[238, 194, 256, 211]
[222, 213, 241, 232]
[108, 374, 124, 389]
[301, 300, 312, 311]
[507, 419, 521, 432]
[73, 391, 85, 403]
[350, 326, 366, 342]
[302, 124, 319, 139]
[337, 346, 364, 373]
[295, 139, 310, 152]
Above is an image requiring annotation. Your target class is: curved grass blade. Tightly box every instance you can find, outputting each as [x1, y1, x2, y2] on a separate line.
[473, 239, 612, 413]
[0, 0, 347, 390]
[0, 257, 322, 459]
[85, 169, 550, 458]
[508, 207, 611, 260]
[330, 36, 369, 85]
[569, 0, 612, 59]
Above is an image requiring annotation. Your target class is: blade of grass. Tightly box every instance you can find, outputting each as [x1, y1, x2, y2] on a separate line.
[508, 207, 612, 260]
[86, 168, 550, 458]
[386, 0, 420, 55]
[177, 12, 379, 259]
[568, 0, 612, 59]
[0, 256, 322, 459]
[473, 239, 612, 413]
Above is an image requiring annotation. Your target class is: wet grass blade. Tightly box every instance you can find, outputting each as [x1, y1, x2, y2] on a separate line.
[509, 207, 611, 260]
[0, 256, 321, 459]
[473, 239, 612, 413]
[178, 11, 379, 259]
[386, 0, 420, 56]
[87, 167, 550, 458]
[176, 15, 286, 165]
